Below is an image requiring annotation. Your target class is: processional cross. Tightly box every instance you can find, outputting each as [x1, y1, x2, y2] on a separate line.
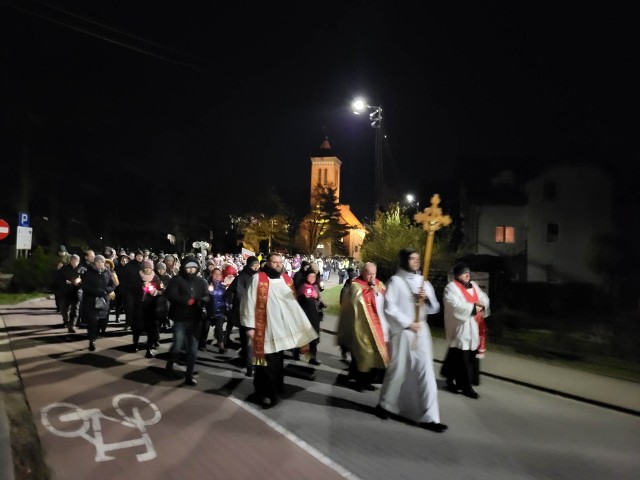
[409, 194, 452, 336]
[414, 193, 452, 281]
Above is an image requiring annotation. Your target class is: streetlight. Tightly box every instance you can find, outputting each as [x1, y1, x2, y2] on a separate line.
[406, 193, 419, 211]
[352, 97, 383, 212]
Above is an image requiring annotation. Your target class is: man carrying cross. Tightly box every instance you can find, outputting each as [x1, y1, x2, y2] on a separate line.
[375, 248, 447, 432]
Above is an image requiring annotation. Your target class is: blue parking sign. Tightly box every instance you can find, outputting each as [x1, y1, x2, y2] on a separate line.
[18, 212, 30, 227]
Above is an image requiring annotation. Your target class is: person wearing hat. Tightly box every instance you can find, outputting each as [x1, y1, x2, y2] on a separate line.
[224, 256, 260, 376]
[164, 256, 210, 386]
[375, 247, 447, 433]
[440, 262, 490, 399]
[57, 245, 72, 265]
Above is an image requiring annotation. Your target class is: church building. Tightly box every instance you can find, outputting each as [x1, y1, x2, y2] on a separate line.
[300, 137, 365, 260]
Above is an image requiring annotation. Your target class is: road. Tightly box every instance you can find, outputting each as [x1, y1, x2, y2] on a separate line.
[1, 295, 639, 480]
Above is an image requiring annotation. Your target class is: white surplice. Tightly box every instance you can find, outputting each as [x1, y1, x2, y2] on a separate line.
[240, 273, 318, 353]
[378, 268, 442, 423]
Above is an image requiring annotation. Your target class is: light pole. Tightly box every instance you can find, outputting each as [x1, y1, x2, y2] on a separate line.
[406, 193, 419, 212]
[352, 97, 383, 212]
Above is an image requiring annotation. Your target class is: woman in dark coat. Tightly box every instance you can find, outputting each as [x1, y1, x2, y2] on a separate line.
[79, 255, 116, 351]
[296, 270, 323, 366]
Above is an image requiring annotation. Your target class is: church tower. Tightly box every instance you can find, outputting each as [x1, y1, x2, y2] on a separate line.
[299, 136, 365, 260]
[310, 137, 341, 206]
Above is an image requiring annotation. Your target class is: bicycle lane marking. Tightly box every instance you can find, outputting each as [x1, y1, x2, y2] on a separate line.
[40, 394, 161, 462]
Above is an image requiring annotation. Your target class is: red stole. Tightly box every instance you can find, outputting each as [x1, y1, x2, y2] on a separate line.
[353, 278, 389, 365]
[253, 272, 305, 365]
[454, 280, 487, 357]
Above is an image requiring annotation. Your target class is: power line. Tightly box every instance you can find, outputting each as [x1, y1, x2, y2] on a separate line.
[0, 0, 232, 81]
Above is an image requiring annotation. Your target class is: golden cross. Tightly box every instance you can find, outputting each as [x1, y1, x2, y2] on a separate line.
[414, 194, 452, 280]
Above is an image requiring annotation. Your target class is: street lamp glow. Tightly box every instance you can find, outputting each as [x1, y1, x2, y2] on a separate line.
[406, 194, 415, 203]
[352, 98, 367, 114]
[351, 95, 384, 211]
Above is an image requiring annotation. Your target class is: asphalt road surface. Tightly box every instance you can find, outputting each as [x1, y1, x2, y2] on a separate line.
[1, 299, 639, 480]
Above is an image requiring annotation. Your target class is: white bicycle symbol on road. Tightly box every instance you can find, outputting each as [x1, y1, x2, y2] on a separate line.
[41, 394, 161, 462]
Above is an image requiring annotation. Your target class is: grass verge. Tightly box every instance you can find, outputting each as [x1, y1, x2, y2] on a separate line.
[0, 293, 48, 305]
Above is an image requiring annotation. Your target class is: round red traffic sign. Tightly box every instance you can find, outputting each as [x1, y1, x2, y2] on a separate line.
[0, 219, 10, 240]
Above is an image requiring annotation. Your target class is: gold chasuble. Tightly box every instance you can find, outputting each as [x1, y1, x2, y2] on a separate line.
[337, 278, 389, 372]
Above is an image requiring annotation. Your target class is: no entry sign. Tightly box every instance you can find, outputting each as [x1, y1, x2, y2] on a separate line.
[0, 219, 9, 240]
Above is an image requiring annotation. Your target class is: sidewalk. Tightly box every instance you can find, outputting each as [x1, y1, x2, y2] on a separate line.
[318, 272, 640, 415]
[319, 312, 640, 415]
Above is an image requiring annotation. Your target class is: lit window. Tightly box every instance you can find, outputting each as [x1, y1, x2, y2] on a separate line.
[495, 226, 515, 243]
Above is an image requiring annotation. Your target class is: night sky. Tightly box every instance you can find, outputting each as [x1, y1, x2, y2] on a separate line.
[1, 1, 637, 246]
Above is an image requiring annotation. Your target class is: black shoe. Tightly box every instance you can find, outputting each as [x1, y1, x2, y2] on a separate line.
[309, 358, 322, 366]
[374, 404, 389, 420]
[356, 382, 376, 392]
[184, 377, 197, 386]
[462, 389, 480, 399]
[419, 422, 448, 433]
[245, 367, 254, 377]
[445, 380, 460, 394]
[165, 363, 180, 379]
[89, 342, 96, 352]
[145, 350, 155, 359]
[263, 396, 279, 409]
[68, 327, 76, 334]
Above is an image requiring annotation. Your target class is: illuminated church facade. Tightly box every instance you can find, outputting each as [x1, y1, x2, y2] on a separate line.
[300, 137, 365, 260]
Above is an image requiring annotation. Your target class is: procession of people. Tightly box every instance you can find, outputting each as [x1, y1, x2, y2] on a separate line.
[52, 244, 490, 433]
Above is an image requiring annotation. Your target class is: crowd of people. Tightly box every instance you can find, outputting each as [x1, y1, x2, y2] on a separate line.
[51, 244, 490, 434]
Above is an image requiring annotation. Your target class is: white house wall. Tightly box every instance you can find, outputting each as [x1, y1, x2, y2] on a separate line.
[525, 165, 613, 284]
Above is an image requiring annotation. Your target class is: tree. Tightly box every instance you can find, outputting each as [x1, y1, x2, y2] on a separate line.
[236, 213, 291, 254]
[297, 203, 330, 255]
[296, 185, 349, 256]
[317, 186, 349, 256]
[360, 203, 457, 282]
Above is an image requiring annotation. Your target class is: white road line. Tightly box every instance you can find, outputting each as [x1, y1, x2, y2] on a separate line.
[229, 395, 361, 480]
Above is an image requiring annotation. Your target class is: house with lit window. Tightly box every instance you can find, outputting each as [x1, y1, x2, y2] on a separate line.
[460, 163, 614, 284]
